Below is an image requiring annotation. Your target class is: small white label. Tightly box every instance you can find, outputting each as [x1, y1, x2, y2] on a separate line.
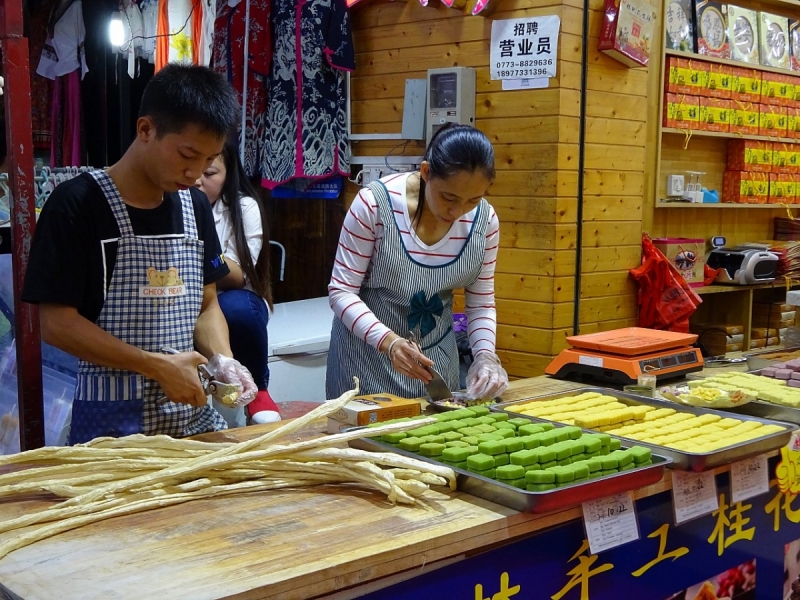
[582, 492, 640, 554]
[672, 471, 719, 525]
[138, 285, 186, 298]
[730, 455, 770, 503]
[502, 78, 549, 90]
[578, 355, 603, 368]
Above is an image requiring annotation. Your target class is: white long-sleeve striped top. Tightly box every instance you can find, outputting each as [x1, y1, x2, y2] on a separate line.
[328, 172, 500, 356]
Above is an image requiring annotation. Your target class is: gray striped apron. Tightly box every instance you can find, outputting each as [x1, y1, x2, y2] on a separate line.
[326, 179, 490, 399]
[68, 170, 227, 444]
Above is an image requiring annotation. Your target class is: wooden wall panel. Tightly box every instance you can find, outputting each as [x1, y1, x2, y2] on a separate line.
[350, 0, 646, 378]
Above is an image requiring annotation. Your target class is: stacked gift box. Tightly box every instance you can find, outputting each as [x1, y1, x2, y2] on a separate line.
[723, 140, 800, 203]
[663, 57, 800, 136]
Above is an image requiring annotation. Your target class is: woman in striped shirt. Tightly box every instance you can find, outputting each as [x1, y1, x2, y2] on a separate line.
[326, 124, 508, 401]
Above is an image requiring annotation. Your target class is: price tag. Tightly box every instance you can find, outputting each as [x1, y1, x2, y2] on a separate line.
[777, 431, 800, 494]
[672, 470, 718, 525]
[731, 455, 769, 503]
[582, 492, 640, 554]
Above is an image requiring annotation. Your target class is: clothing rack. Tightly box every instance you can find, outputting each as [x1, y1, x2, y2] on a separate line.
[0, 166, 96, 213]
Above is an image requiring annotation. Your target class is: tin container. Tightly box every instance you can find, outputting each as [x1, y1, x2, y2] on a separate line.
[349, 437, 671, 514]
[491, 388, 794, 472]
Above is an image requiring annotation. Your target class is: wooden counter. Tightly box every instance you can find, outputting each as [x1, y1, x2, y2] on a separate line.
[0, 378, 685, 600]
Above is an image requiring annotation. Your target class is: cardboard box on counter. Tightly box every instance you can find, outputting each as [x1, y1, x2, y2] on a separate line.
[328, 394, 422, 426]
[751, 326, 780, 338]
[652, 237, 706, 287]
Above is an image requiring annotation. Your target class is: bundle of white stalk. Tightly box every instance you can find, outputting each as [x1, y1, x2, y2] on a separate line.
[0, 378, 454, 560]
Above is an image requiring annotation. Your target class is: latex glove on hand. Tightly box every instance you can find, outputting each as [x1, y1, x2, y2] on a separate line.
[387, 336, 433, 383]
[466, 352, 509, 400]
[207, 354, 258, 406]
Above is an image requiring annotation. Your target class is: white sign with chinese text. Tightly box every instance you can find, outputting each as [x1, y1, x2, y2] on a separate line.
[730, 455, 769, 503]
[582, 492, 640, 554]
[490, 16, 560, 81]
[672, 470, 719, 525]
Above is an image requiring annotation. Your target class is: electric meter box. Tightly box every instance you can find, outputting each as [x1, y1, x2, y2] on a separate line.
[426, 67, 476, 145]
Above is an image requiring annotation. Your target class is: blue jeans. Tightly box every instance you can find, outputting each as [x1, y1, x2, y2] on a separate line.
[217, 289, 270, 390]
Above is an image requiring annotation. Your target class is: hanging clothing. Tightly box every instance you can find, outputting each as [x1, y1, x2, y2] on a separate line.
[155, 0, 214, 70]
[140, 0, 159, 63]
[260, 0, 355, 189]
[36, 0, 89, 81]
[50, 70, 82, 167]
[28, 0, 56, 149]
[68, 171, 227, 444]
[326, 179, 492, 399]
[211, 0, 271, 177]
[121, 0, 145, 78]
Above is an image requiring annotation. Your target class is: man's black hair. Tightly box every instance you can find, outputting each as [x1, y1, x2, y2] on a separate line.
[138, 63, 241, 139]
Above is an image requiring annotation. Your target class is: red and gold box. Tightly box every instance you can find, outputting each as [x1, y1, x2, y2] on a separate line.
[663, 93, 700, 129]
[665, 57, 707, 95]
[759, 103, 788, 137]
[706, 63, 732, 99]
[772, 142, 799, 173]
[723, 170, 769, 203]
[698, 98, 731, 132]
[731, 67, 762, 102]
[788, 108, 800, 139]
[790, 75, 800, 107]
[769, 173, 796, 203]
[730, 101, 760, 135]
[761, 73, 795, 107]
[727, 139, 772, 172]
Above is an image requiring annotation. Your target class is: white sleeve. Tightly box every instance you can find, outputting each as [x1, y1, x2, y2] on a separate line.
[239, 196, 264, 267]
[464, 206, 499, 356]
[328, 188, 393, 349]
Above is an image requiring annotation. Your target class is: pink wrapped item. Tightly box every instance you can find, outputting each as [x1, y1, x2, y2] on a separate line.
[761, 367, 778, 378]
[792, 372, 800, 380]
[776, 369, 794, 380]
[787, 359, 800, 370]
[789, 379, 800, 388]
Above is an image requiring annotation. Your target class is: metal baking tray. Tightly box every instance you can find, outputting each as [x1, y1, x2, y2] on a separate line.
[723, 399, 800, 426]
[743, 345, 800, 371]
[491, 387, 795, 472]
[349, 436, 671, 514]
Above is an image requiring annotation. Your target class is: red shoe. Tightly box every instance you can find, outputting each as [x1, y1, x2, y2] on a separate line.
[247, 390, 282, 424]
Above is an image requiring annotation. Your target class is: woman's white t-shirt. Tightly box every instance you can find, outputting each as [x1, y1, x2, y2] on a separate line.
[211, 195, 263, 295]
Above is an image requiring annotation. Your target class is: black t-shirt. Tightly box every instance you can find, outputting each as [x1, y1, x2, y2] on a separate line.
[22, 173, 229, 323]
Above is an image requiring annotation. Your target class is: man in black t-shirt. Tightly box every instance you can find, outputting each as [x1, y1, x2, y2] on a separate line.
[22, 64, 257, 444]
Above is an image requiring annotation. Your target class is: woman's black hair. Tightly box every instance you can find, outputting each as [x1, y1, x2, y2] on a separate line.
[139, 64, 240, 139]
[413, 123, 495, 228]
[218, 140, 273, 309]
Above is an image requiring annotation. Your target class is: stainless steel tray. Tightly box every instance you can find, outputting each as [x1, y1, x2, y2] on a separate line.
[723, 398, 800, 426]
[491, 387, 795, 472]
[349, 437, 670, 514]
[744, 346, 800, 371]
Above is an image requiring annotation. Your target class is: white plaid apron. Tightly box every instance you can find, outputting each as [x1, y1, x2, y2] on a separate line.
[326, 180, 490, 399]
[68, 170, 227, 444]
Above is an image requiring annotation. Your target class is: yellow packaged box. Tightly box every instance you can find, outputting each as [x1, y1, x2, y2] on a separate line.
[762, 73, 795, 106]
[759, 103, 788, 137]
[699, 98, 731, 132]
[769, 173, 795, 203]
[329, 394, 422, 426]
[771, 144, 799, 174]
[663, 93, 700, 128]
[731, 66, 761, 102]
[730, 102, 759, 135]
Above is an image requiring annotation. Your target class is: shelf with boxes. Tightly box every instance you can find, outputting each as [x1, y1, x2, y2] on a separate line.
[690, 290, 798, 353]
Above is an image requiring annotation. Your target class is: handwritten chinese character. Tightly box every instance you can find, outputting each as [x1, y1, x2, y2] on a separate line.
[527, 22, 538, 35]
[474, 572, 521, 600]
[631, 523, 689, 577]
[517, 39, 533, 56]
[499, 39, 515, 58]
[513, 23, 525, 36]
[552, 539, 614, 600]
[765, 477, 800, 531]
[708, 493, 755, 556]
[537, 37, 551, 55]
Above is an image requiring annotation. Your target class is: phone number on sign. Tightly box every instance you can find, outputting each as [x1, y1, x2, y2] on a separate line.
[495, 59, 553, 68]
[497, 68, 549, 77]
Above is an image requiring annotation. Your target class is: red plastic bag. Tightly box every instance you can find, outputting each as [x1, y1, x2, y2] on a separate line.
[629, 234, 702, 332]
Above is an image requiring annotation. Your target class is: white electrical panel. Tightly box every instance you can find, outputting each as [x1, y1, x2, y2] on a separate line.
[426, 67, 476, 145]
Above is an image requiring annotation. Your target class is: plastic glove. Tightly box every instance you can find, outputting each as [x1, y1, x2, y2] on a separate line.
[207, 354, 258, 406]
[466, 352, 508, 400]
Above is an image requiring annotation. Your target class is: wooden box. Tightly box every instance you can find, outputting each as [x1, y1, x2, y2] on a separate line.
[730, 101, 760, 135]
[598, 0, 657, 67]
[728, 5, 760, 64]
[695, 0, 730, 58]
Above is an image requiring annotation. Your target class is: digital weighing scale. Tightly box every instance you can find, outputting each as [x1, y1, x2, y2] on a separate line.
[545, 327, 704, 386]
